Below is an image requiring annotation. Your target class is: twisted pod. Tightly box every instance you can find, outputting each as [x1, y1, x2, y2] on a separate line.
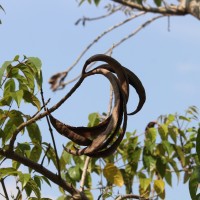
[49, 54, 146, 157]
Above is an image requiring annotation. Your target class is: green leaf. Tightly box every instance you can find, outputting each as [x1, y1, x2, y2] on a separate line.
[103, 163, 124, 187]
[2, 78, 15, 106]
[29, 145, 42, 163]
[0, 61, 12, 86]
[168, 127, 178, 143]
[23, 90, 41, 110]
[47, 146, 58, 169]
[175, 146, 185, 167]
[156, 157, 166, 178]
[154, 180, 165, 199]
[154, 0, 162, 6]
[120, 169, 133, 194]
[19, 173, 31, 188]
[196, 128, 200, 162]
[88, 112, 100, 127]
[0, 167, 20, 178]
[179, 115, 191, 122]
[189, 166, 200, 199]
[162, 140, 174, 157]
[27, 57, 43, 89]
[8, 110, 24, 127]
[158, 124, 168, 140]
[17, 64, 35, 92]
[11, 90, 24, 108]
[166, 114, 175, 125]
[68, 166, 81, 181]
[84, 190, 94, 200]
[3, 118, 16, 144]
[25, 178, 41, 199]
[94, 0, 101, 6]
[139, 178, 151, 198]
[165, 169, 172, 186]
[143, 155, 156, 172]
[13, 55, 20, 61]
[27, 123, 42, 144]
[146, 127, 157, 143]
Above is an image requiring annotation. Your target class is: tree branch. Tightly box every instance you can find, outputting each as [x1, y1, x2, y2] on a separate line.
[49, 12, 145, 91]
[112, 0, 187, 16]
[0, 149, 88, 200]
[116, 194, 149, 200]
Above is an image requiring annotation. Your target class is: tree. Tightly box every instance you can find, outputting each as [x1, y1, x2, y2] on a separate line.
[0, 1, 200, 200]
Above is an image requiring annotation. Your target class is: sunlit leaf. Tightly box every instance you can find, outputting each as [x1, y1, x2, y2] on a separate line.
[158, 124, 168, 140]
[103, 163, 124, 187]
[154, 179, 165, 199]
[146, 127, 157, 143]
[19, 173, 31, 188]
[88, 112, 100, 127]
[175, 146, 185, 167]
[139, 178, 151, 198]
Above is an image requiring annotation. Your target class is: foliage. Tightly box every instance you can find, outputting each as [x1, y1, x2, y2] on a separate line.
[0, 56, 199, 199]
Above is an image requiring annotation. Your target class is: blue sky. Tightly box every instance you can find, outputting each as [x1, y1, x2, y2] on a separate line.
[0, 0, 200, 199]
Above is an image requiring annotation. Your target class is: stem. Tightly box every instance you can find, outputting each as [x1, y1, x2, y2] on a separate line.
[1, 179, 9, 200]
[80, 156, 91, 192]
[40, 87, 61, 177]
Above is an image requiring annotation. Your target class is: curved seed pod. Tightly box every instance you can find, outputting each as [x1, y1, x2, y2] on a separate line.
[59, 115, 112, 139]
[49, 114, 92, 146]
[64, 67, 123, 156]
[49, 54, 145, 158]
[122, 66, 146, 115]
[82, 54, 130, 103]
[94, 64, 146, 116]
[83, 68, 121, 154]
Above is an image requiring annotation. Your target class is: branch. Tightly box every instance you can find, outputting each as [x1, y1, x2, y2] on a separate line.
[0, 149, 88, 200]
[116, 194, 149, 200]
[75, 5, 122, 26]
[80, 156, 91, 192]
[1, 179, 9, 200]
[62, 15, 163, 87]
[9, 76, 85, 151]
[112, 0, 187, 16]
[49, 12, 145, 91]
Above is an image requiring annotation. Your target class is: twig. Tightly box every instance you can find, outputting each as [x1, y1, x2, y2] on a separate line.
[80, 156, 91, 192]
[67, 12, 145, 73]
[75, 6, 121, 26]
[1, 179, 9, 200]
[62, 15, 163, 87]
[40, 143, 51, 166]
[31, 98, 51, 118]
[107, 84, 114, 117]
[50, 12, 145, 91]
[105, 15, 164, 53]
[40, 87, 61, 177]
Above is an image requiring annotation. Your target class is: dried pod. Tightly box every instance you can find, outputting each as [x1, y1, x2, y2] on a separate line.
[49, 54, 146, 157]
